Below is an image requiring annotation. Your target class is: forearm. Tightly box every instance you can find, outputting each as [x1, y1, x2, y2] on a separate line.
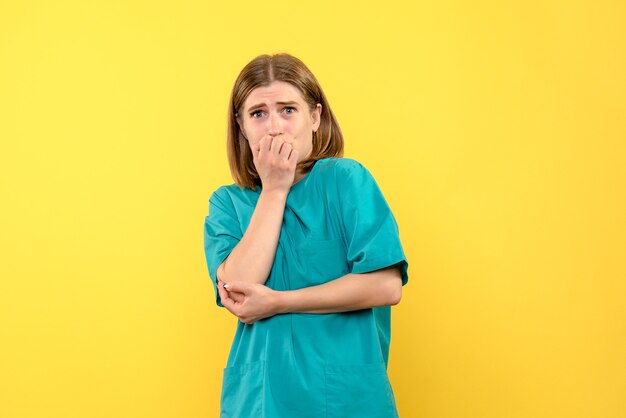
[275, 266, 403, 314]
[218, 189, 288, 285]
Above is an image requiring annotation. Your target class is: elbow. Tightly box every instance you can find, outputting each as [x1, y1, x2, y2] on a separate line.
[385, 268, 403, 306]
[217, 259, 268, 286]
[384, 275, 402, 306]
[375, 266, 403, 306]
[389, 283, 402, 306]
[217, 261, 236, 285]
[217, 262, 228, 283]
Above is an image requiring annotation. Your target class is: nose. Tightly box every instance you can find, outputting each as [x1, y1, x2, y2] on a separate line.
[267, 112, 283, 136]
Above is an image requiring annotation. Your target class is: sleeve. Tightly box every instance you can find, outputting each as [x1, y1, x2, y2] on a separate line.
[337, 160, 409, 285]
[203, 187, 243, 307]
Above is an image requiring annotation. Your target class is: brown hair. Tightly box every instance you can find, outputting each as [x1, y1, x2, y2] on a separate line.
[226, 53, 344, 189]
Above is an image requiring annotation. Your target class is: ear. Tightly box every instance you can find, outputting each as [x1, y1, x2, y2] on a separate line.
[312, 103, 322, 132]
[236, 113, 247, 139]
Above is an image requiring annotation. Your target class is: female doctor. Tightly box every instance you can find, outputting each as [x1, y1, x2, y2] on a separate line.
[204, 53, 409, 417]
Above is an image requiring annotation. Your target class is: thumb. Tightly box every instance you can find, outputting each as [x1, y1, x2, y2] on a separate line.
[223, 281, 247, 293]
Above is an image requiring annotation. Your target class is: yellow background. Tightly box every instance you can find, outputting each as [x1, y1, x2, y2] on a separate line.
[1, 1, 624, 417]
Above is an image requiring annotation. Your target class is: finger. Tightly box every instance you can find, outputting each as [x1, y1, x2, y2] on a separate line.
[271, 135, 287, 154]
[229, 291, 246, 304]
[219, 280, 238, 301]
[288, 148, 300, 162]
[259, 135, 273, 152]
[222, 298, 238, 314]
[223, 283, 245, 303]
[218, 282, 237, 312]
[223, 281, 246, 294]
[278, 142, 292, 158]
[217, 281, 230, 301]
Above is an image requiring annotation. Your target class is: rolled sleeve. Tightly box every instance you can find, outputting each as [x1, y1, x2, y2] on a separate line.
[203, 187, 242, 307]
[337, 160, 409, 285]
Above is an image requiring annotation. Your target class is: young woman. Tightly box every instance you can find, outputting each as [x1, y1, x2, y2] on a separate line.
[204, 53, 409, 418]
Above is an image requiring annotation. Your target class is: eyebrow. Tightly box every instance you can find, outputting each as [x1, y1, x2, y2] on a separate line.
[246, 101, 299, 112]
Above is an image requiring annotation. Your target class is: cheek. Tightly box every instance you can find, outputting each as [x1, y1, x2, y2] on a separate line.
[245, 126, 262, 142]
[293, 122, 310, 137]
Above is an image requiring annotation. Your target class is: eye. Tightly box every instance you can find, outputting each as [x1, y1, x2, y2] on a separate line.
[283, 106, 296, 115]
[250, 110, 264, 119]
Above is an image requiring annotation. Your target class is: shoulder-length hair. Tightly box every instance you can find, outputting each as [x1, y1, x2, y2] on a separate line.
[226, 53, 344, 189]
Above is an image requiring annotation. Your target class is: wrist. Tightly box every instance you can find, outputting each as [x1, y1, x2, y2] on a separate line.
[273, 289, 293, 314]
[260, 187, 289, 200]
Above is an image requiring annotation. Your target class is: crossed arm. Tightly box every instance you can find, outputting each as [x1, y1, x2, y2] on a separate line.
[215, 189, 403, 324]
[210, 136, 408, 323]
[217, 265, 403, 324]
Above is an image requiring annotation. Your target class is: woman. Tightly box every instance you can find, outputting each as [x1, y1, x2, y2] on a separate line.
[204, 53, 409, 418]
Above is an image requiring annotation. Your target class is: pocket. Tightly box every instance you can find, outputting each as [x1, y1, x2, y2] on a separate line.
[325, 362, 398, 418]
[220, 360, 265, 418]
[300, 237, 349, 286]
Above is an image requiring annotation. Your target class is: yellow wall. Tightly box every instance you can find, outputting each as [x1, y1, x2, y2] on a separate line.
[1, 1, 624, 417]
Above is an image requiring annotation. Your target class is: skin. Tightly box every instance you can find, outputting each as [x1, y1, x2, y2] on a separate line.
[218, 80, 403, 324]
[237, 80, 322, 187]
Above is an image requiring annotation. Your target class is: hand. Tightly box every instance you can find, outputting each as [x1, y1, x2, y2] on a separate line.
[218, 278, 245, 303]
[250, 134, 299, 193]
[217, 280, 281, 324]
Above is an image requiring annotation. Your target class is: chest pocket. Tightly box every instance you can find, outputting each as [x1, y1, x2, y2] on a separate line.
[299, 237, 350, 286]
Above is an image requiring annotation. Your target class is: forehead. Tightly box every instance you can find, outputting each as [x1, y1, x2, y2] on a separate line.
[243, 81, 306, 110]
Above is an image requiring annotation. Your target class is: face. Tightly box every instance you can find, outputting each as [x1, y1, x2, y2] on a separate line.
[237, 81, 322, 163]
